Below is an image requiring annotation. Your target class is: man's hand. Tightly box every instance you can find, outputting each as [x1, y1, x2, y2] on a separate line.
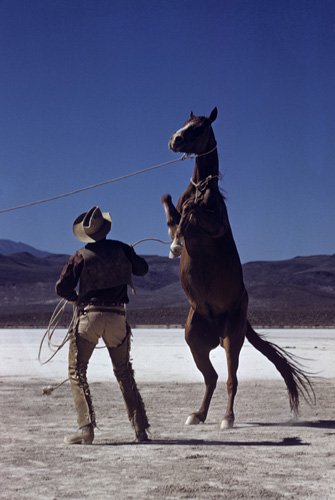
[69, 291, 78, 305]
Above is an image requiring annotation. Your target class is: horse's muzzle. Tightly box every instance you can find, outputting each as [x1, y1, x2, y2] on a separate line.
[169, 134, 184, 152]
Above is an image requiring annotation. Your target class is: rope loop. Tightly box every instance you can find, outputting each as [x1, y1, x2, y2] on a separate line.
[190, 174, 219, 190]
[190, 174, 219, 201]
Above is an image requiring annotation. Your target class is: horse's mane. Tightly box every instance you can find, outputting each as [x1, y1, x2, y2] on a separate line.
[218, 172, 227, 201]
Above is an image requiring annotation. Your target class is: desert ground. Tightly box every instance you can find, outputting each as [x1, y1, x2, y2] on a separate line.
[1, 328, 335, 500]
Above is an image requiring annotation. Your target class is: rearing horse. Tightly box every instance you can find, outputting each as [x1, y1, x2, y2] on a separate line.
[161, 107, 313, 429]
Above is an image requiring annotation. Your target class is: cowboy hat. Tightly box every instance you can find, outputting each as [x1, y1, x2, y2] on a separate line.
[73, 206, 112, 243]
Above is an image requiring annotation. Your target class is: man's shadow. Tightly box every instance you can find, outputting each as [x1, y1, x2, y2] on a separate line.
[97, 436, 308, 447]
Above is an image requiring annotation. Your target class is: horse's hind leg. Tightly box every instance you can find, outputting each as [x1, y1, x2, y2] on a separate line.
[221, 333, 244, 429]
[185, 309, 220, 425]
[220, 299, 247, 429]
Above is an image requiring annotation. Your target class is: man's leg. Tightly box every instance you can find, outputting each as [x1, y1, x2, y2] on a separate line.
[108, 324, 149, 442]
[65, 332, 96, 444]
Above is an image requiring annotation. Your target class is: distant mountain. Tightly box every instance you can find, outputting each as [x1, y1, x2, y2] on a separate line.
[0, 240, 334, 327]
[0, 250, 186, 326]
[0, 239, 53, 258]
[244, 255, 335, 310]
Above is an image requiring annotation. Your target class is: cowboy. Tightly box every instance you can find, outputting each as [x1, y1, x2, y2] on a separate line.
[56, 206, 150, 444]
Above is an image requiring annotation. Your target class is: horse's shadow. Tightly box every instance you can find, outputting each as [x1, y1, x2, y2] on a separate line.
[249, 419, 335, 430]
[95, 420, 335, 447]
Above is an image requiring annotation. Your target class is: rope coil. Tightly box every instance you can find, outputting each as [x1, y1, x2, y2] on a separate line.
[38, 235, 173, 369]
[38, 299, 77, 365]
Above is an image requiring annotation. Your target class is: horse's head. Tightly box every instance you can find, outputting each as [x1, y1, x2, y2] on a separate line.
[169, 107, 217, 155]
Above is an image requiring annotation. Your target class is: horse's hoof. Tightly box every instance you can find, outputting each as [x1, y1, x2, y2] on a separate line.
[185, 414, 202, 425]
[169, 250, 179, 259]
[169, 240, 184, 259]
[220, 419, 234, 430]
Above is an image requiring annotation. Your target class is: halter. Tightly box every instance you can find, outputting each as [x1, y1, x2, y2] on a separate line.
[195, 144, 218, 158]
[181, 144, 217, 162]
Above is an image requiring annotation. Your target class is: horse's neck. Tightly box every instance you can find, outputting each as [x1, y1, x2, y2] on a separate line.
[192, 148, 219, 184]
[191, 133, 218, 183]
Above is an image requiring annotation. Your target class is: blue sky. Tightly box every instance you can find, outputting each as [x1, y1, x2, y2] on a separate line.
[0, 0, 334, 263]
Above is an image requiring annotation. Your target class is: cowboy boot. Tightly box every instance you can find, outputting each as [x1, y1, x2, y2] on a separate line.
[135, 429, 149, 442]
[64, 424, 94, 445]
[108, 327, 149, 441]
[66, 333, 96, 443]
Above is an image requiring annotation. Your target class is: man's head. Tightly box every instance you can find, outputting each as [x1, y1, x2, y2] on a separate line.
[73, 206, 112, 242]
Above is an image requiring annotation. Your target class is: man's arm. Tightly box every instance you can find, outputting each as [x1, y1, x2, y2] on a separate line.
[122, 244, 149, 276]
[55, 250, 84, 302]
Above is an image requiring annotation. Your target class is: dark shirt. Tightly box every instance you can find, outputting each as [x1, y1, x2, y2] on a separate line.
[56, 240, 148, 304]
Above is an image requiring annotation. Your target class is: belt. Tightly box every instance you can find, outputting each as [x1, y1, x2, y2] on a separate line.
[78, 300, 125, 308]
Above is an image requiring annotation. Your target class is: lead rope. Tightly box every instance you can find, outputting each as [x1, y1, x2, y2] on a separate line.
[0, 147, 217, 214]
[132, 237, 170, 247]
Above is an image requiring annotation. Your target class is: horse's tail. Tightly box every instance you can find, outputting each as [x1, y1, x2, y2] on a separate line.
[246, 321, 315, 414]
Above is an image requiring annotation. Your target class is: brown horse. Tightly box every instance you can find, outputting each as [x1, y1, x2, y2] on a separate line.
[161, 107, 314, 429]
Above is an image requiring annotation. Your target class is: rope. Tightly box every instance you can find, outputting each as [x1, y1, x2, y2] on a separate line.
[132, 237, 171, 247]
[39, 299, 77, 395]
[190, 174, 219, 190]
[0, 153, 186, 214]
[38, 298, 77, 365]
[190, 174, 219, 202]
[42, 378, 69, 395]
[0, 147, 217, 214]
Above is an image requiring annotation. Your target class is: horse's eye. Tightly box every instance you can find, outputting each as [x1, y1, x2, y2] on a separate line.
[193, 124, 205, 136]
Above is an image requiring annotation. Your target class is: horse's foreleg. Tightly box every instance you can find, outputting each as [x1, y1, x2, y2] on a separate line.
[185, 349, 218, 425]
[185, 310, 219, 425]
[161, 194, 183, 258]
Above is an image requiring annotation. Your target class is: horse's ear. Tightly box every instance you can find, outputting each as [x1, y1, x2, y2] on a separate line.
[190, 111, 195, 119]
[208, 107, 218, 123]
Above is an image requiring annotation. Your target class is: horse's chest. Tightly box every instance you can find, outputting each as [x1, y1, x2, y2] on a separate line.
[180, 251, 243, 309]
[180, 260, 217, 297]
